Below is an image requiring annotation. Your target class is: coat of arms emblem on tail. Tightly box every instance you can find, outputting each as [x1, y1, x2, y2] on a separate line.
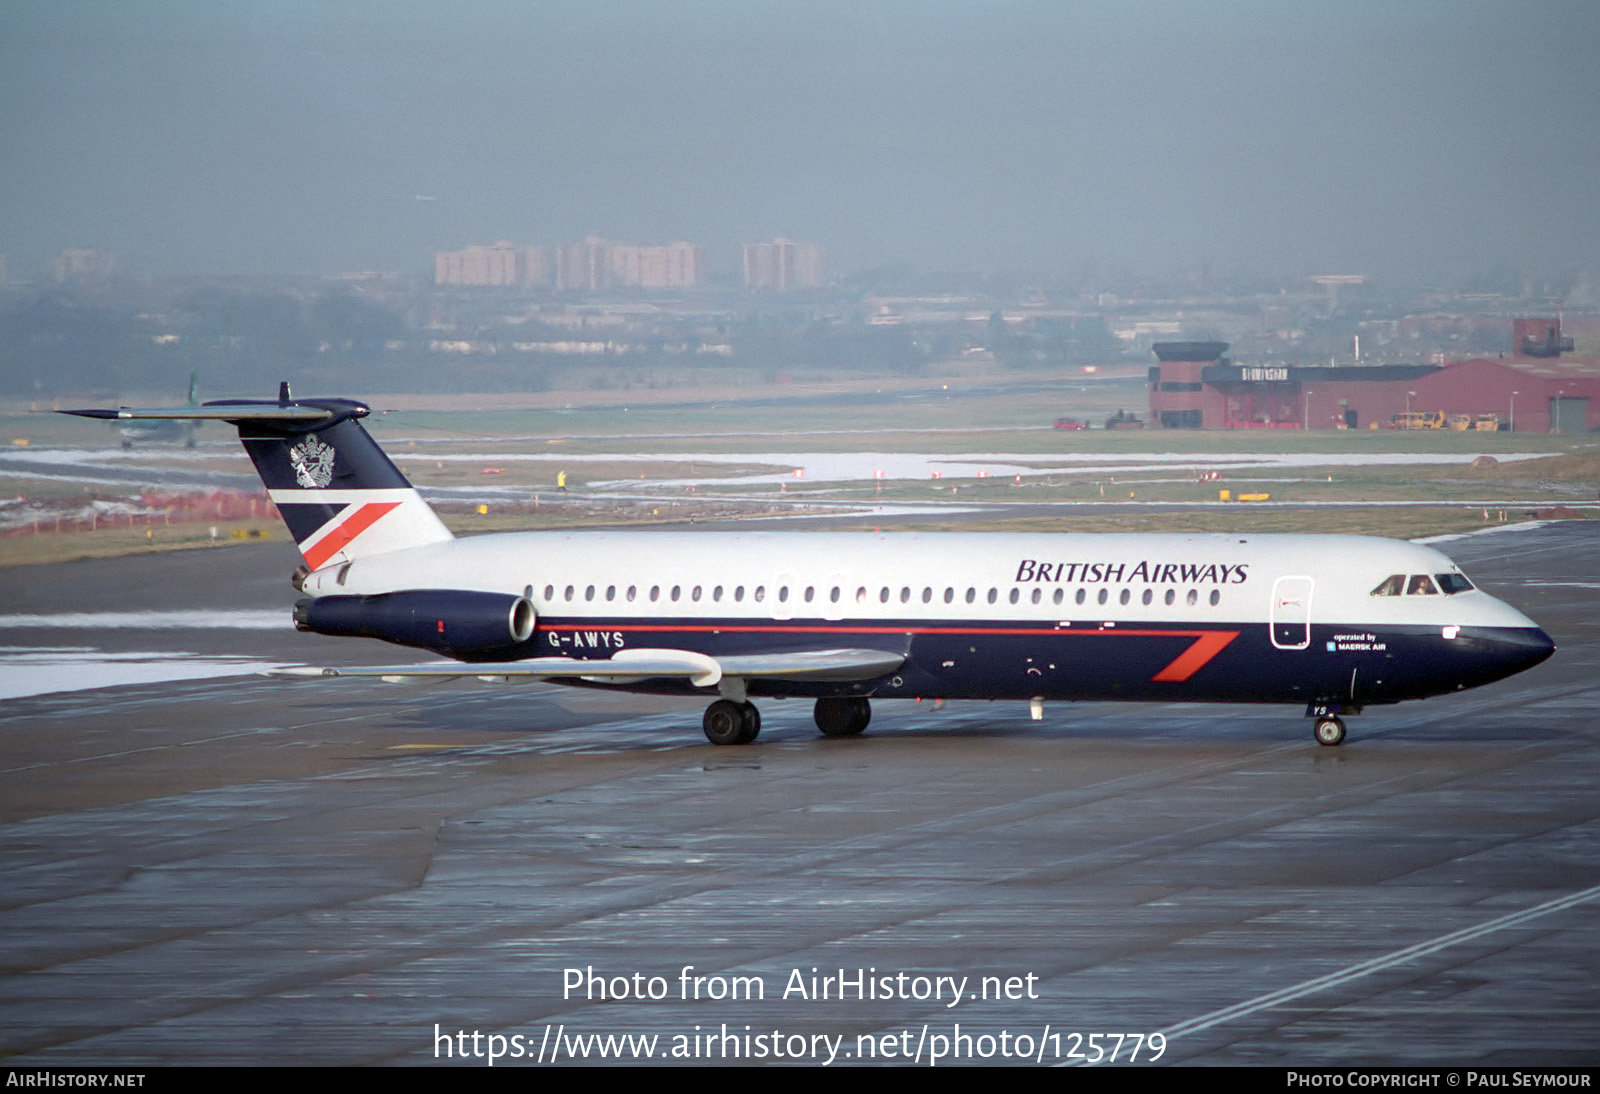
[288, 436, 336, 488]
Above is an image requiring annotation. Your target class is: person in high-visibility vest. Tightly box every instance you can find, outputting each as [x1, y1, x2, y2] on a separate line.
[557, 470, 567, 493]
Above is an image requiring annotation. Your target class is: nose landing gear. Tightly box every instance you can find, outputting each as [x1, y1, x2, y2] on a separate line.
[1307, 701, 1357, 747]
[1312, 716, 1346, 747]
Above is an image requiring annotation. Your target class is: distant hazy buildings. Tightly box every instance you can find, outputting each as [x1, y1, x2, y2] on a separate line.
[555, 236, 609, 292]
[608, 240, 703, 290]
[54, 248, 113, 282]
[743, 237, 824, 291]
[554, 237, 703, 291]
[434, 241, 547, 288]
[1147, 324, 1600, 433]
[436, 236, 812, 293]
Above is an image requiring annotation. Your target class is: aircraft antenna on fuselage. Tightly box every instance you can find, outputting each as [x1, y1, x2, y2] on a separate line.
[278, 381, 292, 407]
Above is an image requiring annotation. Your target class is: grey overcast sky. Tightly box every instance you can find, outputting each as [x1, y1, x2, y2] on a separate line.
[2, 0, 1597, 283]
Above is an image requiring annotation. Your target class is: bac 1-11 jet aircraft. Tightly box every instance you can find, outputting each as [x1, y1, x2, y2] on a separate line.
[65, 387, 1555, 747]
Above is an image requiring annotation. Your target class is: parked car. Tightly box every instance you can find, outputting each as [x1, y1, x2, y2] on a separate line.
[1052, 417, 1088, 430]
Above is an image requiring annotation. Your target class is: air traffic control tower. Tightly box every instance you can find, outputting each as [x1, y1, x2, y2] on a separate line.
[1149, 341, 1230, 429]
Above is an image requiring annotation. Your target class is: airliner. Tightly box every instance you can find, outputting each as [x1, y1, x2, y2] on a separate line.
[64, 387, 1555, 747]
[118, 370, 201, 449]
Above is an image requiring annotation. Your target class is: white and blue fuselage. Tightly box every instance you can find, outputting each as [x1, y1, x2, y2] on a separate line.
[300, 529, 1552, 710]
[65, 391, 1554, 746]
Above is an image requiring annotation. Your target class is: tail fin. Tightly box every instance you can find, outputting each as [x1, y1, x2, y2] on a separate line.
[63, 385, 452, 570]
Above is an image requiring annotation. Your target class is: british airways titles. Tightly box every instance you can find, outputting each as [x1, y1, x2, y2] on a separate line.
[1015, 559, 1251, 585]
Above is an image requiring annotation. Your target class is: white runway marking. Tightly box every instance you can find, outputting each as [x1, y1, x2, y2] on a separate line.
[1150, 882, 1600, 1053]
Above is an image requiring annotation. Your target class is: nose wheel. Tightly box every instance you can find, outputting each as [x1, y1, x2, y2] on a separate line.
[1312, 716, 1346, 747]
[703, 699, 761, 745]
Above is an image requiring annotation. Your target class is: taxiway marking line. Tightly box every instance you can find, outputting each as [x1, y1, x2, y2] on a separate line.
[1150, 881, 1600, 1052]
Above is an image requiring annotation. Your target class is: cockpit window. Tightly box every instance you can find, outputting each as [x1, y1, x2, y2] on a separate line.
[1406, 574, 1439, 596]
[1371, 574, 1404, 597]
[1375, 573, 1467, 597]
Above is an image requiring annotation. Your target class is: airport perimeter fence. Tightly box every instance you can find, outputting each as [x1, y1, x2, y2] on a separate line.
[0, 490, 278, 537]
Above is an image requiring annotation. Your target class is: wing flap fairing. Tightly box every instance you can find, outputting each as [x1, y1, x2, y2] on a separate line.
[265, 647, 904, 688]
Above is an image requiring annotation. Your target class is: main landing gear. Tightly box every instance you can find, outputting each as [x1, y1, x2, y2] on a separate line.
[703, 699, 761, 745]
[814, 697, 870, 739]
[700, 696, 874, 745]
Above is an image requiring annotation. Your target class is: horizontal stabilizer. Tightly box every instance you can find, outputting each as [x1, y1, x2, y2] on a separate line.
[266, 647, 904, 688]
[61, 405, 334, 422]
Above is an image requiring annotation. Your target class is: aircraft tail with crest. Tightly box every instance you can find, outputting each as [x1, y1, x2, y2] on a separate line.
[66, 382, 452, 572]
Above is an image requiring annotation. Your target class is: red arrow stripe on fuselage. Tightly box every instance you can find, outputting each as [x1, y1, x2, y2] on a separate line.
[300, 502, 400, 570]
[553, 622, 1242, 684]
[1148, 630, 1240, 681]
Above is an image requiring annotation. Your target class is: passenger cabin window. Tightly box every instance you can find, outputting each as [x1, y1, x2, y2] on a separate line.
[755, 587, 765, 602]
[585, 585, 595, 601]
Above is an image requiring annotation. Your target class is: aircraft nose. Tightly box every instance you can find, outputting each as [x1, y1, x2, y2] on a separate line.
[1494, 626, 1556, 674]
[1522, 627, 1557, 666]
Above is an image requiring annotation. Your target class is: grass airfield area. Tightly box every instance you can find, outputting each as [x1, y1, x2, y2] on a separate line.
[1, 373, 1595, 566]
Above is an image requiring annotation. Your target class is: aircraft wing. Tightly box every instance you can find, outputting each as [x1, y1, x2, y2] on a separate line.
[266, 647, 904, 688]
[713, 648, 906, 680]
